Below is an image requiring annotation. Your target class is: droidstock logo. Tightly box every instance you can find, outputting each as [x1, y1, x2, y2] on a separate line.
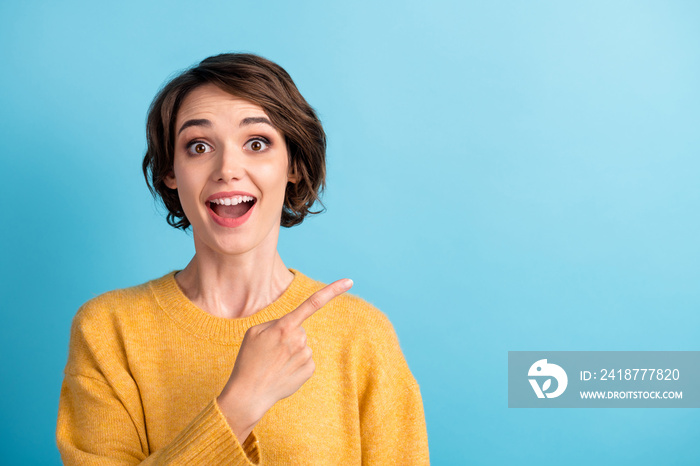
[528, 359, 568, 399]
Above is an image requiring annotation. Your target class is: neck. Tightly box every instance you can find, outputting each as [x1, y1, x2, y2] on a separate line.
[174, 231, 294, 319]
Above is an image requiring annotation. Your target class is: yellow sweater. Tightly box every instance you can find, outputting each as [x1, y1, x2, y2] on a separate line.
[56, 269, 430, 464]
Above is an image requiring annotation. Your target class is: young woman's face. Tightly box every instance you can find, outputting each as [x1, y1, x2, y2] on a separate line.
[165, 84, 297, 256]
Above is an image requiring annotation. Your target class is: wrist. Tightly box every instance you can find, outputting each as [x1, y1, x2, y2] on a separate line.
[217, 383, 266, 431]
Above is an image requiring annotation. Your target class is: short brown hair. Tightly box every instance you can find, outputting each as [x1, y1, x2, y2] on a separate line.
[142, 53, 326, 229]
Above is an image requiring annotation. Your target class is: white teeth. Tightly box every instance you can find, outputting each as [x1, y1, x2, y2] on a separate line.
[210, 195, 255, 205]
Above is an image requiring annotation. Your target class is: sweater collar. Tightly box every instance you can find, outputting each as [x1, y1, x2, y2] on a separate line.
[149, 268, 311, 345]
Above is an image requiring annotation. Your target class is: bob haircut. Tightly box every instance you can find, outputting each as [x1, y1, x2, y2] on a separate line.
[142, 53, 326, 230]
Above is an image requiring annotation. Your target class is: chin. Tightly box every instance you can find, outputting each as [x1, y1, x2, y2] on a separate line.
[209, 235, 258, 256]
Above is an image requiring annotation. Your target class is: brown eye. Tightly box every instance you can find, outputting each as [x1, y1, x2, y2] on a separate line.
[186, 141, 212, 155]
[245, 138, 269, 152]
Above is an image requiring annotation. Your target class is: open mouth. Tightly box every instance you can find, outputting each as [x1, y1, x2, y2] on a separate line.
[208, 196, 257, 219]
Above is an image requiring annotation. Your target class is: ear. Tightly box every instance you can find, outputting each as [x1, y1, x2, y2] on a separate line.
[164, 170, 177, 190]
[287, 163, 300, 184]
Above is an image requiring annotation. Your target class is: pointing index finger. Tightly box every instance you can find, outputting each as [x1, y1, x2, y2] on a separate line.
[282, 278, 353, 327]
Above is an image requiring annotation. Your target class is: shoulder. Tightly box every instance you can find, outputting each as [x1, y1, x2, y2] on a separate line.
[295, 271, 403, 358]
[70, 272, 174, 344]
[74, 276, 160, 325]
[295, 271, 395, 330]
[65, 272, 174, 377]
[296, 272, 419, 390]
[333, 292, 397, 339]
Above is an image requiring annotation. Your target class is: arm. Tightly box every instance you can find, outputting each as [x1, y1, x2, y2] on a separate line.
[357, 311, 430, 465]
[57, 373, 260, 465]
[56, 302, 260, 465]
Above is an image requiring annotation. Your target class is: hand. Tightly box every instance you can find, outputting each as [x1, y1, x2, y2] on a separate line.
[216, 278, 353, 443]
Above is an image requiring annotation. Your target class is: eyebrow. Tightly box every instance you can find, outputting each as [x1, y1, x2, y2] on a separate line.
[177, 116, 274, 135]
[177, 119, 211, 135]
[239, 116, 274, 128]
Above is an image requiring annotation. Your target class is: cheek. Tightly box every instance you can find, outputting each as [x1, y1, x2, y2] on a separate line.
[172, 162, 204, 206]
[258, 160, 291, 192]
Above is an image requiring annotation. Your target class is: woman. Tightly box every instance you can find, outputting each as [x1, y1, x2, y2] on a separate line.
[56, 53, 429, 465]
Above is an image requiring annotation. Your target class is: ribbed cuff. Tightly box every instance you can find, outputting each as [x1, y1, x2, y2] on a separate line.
[159, 398, 261, 465]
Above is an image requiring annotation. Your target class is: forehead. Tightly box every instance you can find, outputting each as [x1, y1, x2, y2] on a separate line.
[176, 83, 268, 127]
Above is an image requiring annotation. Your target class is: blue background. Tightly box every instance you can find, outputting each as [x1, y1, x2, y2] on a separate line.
[1, 1, 699, 464]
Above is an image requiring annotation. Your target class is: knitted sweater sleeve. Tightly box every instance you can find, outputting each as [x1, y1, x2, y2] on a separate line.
[357, 306, 430, 465]
[56, 298, 261, 465]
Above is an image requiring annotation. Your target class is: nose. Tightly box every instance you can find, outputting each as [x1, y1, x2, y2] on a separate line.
[213, 145, 246, 182]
